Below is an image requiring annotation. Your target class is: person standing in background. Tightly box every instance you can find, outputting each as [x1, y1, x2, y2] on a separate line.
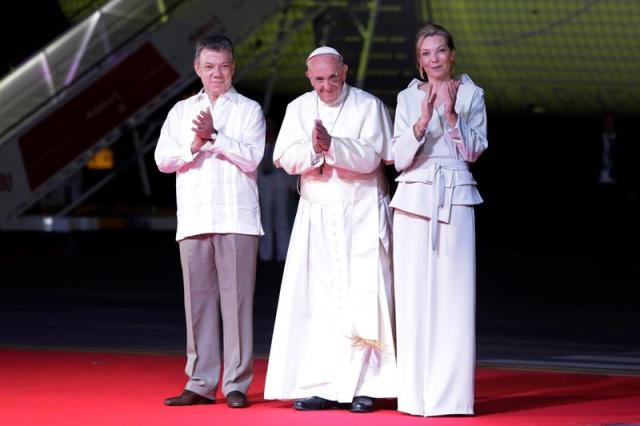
[588, 112, 633, 275]
[257, 116, 295, 265]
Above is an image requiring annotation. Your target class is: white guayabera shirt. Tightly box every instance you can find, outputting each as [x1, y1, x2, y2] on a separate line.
[155, 87, 266, 241]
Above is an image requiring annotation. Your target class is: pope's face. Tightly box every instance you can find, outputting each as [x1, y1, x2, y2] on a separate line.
[194, 48, 235, 100]
[418, 35, 455, 82]
[306, 54, 348, 105]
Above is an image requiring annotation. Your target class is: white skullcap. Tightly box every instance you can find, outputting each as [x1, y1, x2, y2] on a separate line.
[306, 46, 343, 63]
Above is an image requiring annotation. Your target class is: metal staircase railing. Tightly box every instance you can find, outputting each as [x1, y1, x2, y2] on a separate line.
[0, 0, 189, 144]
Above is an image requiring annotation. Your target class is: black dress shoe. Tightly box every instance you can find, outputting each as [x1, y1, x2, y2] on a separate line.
[226, 390, 249, 408]
[164, 389, 215, 406]
[293, 396, 339, 411]
[350, 396, 374, 413]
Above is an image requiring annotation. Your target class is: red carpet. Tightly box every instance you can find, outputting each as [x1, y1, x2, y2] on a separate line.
[2, 349, 639, 425]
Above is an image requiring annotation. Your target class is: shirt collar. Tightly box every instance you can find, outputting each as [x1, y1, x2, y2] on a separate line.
[196, 86, 239, 105]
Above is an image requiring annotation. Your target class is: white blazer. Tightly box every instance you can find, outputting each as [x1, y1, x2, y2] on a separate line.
[390, 74, 488, 224]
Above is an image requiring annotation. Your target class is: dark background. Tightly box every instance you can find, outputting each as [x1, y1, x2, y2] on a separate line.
[0, 2, 70, 76]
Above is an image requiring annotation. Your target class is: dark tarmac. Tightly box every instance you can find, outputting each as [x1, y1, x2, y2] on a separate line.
[1, 230, 639, 375]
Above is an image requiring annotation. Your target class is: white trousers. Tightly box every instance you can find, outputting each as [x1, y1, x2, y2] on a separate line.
[393, 207, 476, 416]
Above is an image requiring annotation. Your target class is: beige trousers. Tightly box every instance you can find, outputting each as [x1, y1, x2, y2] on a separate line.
[178, 233, 258, 399]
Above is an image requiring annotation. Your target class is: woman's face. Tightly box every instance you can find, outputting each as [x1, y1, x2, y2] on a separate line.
[417, 34, 455, 82]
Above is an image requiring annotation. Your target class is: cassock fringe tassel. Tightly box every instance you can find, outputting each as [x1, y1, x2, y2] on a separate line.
[351, 335, 384, 351]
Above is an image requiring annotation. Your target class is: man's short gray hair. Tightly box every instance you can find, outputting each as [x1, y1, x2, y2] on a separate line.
[194, 34, 235, 61]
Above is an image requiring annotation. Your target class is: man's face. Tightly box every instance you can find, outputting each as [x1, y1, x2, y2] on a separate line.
[305, 54, 348, 105]
[194, 48, 235, 100]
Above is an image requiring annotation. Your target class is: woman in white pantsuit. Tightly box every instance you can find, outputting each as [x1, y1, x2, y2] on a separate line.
[390, 23, 488, 417]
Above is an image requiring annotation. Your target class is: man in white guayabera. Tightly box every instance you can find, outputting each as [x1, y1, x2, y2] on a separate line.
[155, 34, 265, 410]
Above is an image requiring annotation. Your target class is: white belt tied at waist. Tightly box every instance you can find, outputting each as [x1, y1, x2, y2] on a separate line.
[426, 159, 469, 250]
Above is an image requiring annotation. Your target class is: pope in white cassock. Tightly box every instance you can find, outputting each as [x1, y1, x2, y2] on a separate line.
[263, 46, 397, 413]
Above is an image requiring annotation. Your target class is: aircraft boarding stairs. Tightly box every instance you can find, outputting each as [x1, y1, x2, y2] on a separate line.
[0, 0, 284, 230]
